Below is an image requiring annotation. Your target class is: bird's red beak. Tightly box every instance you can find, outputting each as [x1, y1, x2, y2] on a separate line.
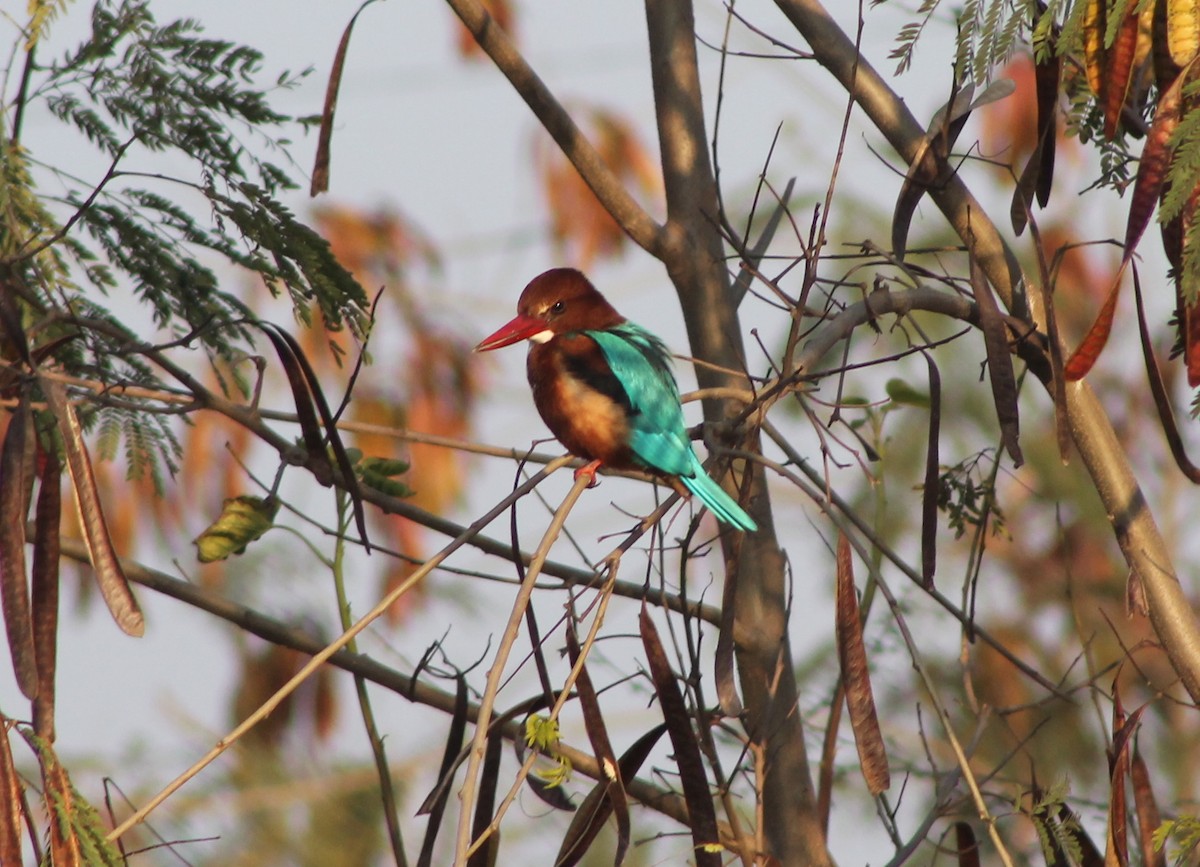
[474, 313, 546, 351]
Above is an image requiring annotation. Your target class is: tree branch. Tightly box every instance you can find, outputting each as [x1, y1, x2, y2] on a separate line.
[58, 536, 744, 852]
[774, 0, 1200, 702]
[441, 0, 668, 255]
[644, 2, 830, 863]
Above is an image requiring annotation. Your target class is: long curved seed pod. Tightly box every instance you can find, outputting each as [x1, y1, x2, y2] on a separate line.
[1104, 6, 1142, 139]
[1084, 0, 1107, 95]
[39, 378, 143, 637]
[32, 445, 63, 741]
[1168, 0, 1200, 66]
[0, 400, 37, 698]
[1067, 59, 1192, 379]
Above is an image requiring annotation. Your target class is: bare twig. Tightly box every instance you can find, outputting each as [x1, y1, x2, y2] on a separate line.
[453, 471, 593, 862]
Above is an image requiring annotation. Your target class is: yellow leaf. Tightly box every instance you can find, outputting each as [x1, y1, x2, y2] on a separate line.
[193, 495, 279, 563]
[1169, 0, 1200, 66]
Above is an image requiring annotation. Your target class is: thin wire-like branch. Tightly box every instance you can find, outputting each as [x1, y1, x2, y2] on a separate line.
[754, 422, 1063, 696]
[453, 471, 593, 862]
[468, 567, 623, 860]
[14, 134, 137, 263]
[870, 568, 1017, 867]
[54, 534, 728, 842]
[329, 495, 408, 867]
[64, 314, 720, 621]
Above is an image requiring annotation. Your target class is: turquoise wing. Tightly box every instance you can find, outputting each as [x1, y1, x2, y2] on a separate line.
[588, 324, 757, 531]
[586, 325, 695, 477]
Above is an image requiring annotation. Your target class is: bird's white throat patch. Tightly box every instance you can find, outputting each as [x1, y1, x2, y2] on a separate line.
[528, 329, 555, 344]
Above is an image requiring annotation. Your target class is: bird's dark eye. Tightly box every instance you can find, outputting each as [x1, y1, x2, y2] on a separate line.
[550, 300, 565, 315]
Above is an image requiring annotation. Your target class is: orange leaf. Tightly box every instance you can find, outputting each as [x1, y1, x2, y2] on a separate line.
[453, 0, 514, 60]
[835, 534, 890, 795]
[536, 106, 661, 269]
[1067, 60, 1193, 380]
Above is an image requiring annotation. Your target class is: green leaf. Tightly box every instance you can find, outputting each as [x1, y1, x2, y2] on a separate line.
[885, 377, 931, 408]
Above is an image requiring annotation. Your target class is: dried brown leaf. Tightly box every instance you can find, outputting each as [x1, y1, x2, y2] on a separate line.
[40, 378, 143, 636]
[921, 352, 941, 586]
[417, 675, 468, 867]
[259, 323, 369, 550]
[835, 534, 890, 795]
[955, 821, 980, 867]
[969, 253, 1023, 466]
[715, 552, 742, 716]
[1131, 746, 1166, 867]
[311, 1, 381, 196]
[31, 445, 61, 740]
[1035, 50, 1060, 208]
[1012, 63, 1059, 235]
[259, 326, 330, 483]
[1106, 690, 1146, 867]
[817, 678, 844, 836]
[639, 605, 721, 866]
[554, 724, 668, 867]
[565, 624, 628, 865]
[896, 79, 1013, 257]
[0, 401, 37, 697]
[466, 732, 503, 867]
[0, 717, 24, 867]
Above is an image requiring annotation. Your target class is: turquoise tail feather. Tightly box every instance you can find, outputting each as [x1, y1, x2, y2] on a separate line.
[680, 458, 757, 531]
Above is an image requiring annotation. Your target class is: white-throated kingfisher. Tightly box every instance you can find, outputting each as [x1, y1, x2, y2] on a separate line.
[475, 268, 757, 531]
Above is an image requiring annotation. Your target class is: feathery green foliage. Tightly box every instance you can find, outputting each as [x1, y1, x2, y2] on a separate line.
[1029, 781, 1085, 866]
[935, 449, 1007, 540]
[22, 728, 128, 867]
[2, 0, 370, 486]
[887, 0, 1040, 84]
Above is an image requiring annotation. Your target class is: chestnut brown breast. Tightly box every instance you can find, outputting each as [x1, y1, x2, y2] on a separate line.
[527, 333, 636, 468]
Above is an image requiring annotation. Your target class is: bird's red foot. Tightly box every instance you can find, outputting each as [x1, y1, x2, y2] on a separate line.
[574, 459, 603, 488]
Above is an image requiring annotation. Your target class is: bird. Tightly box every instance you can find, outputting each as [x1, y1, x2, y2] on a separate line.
[475, 268, 757, 531]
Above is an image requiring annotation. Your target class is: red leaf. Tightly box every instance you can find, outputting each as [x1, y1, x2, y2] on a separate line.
[1065, 273, 1123, 380]
[1066, 60, 1194, 380]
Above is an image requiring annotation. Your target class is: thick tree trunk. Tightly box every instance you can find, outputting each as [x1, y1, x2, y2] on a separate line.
[644, 2, 833, 864]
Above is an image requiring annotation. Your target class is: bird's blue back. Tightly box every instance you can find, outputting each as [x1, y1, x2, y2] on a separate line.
[586, 324, 696, 477]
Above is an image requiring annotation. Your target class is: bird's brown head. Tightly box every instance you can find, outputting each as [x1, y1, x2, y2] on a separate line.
[474, 268, 625, 351]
